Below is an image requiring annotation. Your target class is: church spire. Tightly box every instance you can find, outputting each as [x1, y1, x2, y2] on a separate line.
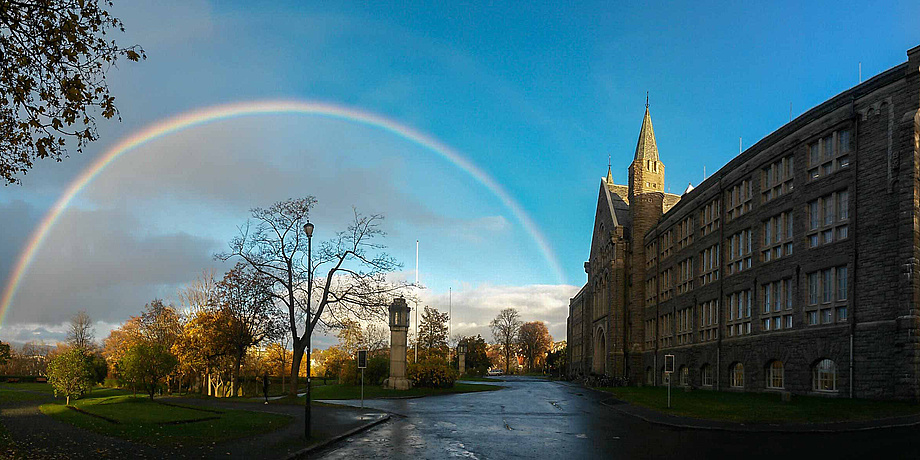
[606, 155, 613, 184]
[633, 106, 659, 162]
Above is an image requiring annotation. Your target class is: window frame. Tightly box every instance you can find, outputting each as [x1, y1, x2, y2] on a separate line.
[726, 179, 753, 221]
[805, 265, 849, 326]
[726, 229, 753, 276]
[807, 128, 851, 181]
[813, 359, 838, 392]
[762, 155, 794, 202]
[730, 363, 744, 388]
[766, 360, 785, 389]
[807, 190, 849, 248]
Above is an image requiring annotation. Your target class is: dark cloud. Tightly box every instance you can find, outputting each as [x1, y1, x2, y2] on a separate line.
[0, 200, 42, 292]
[5, 205, 224, 325]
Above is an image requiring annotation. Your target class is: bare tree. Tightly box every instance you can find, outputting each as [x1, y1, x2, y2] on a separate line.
[67, 310, 95, 350]
[490, 308, 522, 374]
[179, 269, 218, 314]
[218, 198, 408, 436]
[364, 323, 390, 355]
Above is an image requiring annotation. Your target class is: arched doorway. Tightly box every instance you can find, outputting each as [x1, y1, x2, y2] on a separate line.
[593, 328, 607, 375]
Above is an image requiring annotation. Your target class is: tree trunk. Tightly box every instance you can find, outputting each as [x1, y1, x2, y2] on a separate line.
[290, 343, 305, 396]
[280, 355, 286, 390]
[66, 394, 70, 405]
[232, 352, 244, 397]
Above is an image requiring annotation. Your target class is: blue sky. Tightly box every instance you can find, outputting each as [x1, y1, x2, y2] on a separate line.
[0, 0, 916, 347]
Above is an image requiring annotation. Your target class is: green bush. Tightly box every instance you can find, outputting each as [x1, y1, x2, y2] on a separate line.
[338, 354, 389, 385]
[409, 359, 458, 388]
[466, 365, 489, 378]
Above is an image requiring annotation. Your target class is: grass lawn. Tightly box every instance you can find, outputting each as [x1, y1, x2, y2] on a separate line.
[598, 386, 920, 424]
[40, 391, 292, 445]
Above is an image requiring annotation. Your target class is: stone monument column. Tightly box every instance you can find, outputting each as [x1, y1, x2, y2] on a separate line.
[458, 343, 467, 376]
[384, 297, 412, 390]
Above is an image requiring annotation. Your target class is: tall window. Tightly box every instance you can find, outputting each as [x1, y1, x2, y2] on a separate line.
[646, 241, 657, 269]
[766, 360, 785, 389]
[813, 359, 838, 392]
[761, 279, 793, 332]
[701, 364, 713, 386]
[644, 320, 656, 350]
[762, 155, 794, 202]
[699, 198, 721, 236]
[679, 366, 689, 386]
[660, 230, 674, 259]
[731, 363, 744, 388]
[659, 313, 673, 348]
[699, 244, 720, 286]
[806, 265, 848, 326]
[646, 277, 657, 307]
[727, 290, 752, 337]
[677, 216, 693, 250]
[727, 229, 753, 275]
[726, 179, 753, 221]
[808, 129, 851, 181]
[699, 299, 719, 342]
[659, 268, 673, 301]
[807, 190, 849, 248]
[677, 258, 693, 295]
[677, 307, 693, 345]
[762, 210, 793, 263]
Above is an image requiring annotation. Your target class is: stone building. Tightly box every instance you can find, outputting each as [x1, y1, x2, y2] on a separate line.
[567, 44, 920, 399]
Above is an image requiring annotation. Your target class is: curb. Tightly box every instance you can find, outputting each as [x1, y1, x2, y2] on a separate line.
[284, 413, 391, 459]
[578, 383, 920, 434]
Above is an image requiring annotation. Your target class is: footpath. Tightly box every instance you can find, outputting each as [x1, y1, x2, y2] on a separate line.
[0, 388, 387, 460]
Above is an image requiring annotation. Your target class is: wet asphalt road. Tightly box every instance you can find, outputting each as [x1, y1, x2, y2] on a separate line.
[313, 376, 920, 460]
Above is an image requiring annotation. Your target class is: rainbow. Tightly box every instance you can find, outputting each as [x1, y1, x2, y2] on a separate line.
[0, 100, 565, 328]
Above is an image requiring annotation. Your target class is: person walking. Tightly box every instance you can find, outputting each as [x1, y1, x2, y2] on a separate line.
[262, 372, 270, 404]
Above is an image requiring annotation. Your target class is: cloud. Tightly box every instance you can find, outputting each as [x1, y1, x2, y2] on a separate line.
[0, 319, 123, 347]
[6, 205, 225, 326]
[414, 283, 579, 343]
[0, 200, 42, 293]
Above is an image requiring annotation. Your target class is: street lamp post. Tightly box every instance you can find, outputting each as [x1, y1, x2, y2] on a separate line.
[303, 221, 314, 439]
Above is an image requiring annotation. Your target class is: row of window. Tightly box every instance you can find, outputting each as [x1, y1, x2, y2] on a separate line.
[652, 359, 839, 392]
[649, 127, 851, 270]
[650, 197, 848, 302]
[647, 269, 849, 349]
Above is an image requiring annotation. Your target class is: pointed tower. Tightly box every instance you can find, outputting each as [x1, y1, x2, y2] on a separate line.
[624, 104, 667, 383]
[627, 107, 665, 198]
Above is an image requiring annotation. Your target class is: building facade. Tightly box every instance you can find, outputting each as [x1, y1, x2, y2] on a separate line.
[567, 45, 920, 399]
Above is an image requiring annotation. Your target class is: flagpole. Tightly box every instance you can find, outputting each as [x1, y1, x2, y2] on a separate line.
[415, 240, 419, 363]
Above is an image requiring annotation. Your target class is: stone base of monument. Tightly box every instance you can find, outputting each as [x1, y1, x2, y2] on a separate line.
[383, 377, 413, 390]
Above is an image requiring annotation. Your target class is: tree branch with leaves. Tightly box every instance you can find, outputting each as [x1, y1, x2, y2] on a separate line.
[0, 0, 145, 184]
